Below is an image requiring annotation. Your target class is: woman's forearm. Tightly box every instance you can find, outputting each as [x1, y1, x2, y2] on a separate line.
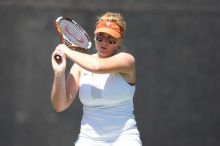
[51, 72, 68, 112]
[65, 49, 100, 72]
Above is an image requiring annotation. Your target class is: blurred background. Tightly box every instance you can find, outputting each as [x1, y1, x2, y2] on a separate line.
[1, 0, 220, 146]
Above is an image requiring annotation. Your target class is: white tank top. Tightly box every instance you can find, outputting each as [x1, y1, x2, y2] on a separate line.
[78, 69, 137, 141]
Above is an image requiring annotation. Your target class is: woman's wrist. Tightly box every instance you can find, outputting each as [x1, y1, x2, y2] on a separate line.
[54, 71, 65, 77]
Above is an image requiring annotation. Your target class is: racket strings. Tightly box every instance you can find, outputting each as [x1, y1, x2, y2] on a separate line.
[59, 20, 90, 48]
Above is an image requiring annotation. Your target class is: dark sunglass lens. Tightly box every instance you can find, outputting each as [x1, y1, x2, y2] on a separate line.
[109, 39, 116, 44]
[96, 36, 102, 42]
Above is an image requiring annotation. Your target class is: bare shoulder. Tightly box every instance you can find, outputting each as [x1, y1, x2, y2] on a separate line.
[117, 52, 135, 59]
[116, 52, 136, 84]
[114, 52, 135, 65]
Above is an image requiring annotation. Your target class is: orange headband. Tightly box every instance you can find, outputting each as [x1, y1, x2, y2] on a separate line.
[94, 20, 123, 38]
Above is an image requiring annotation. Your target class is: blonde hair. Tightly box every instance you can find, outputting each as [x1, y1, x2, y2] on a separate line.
[96, 12, 126, 35]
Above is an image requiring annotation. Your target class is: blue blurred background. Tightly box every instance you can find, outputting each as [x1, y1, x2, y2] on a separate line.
[0, 0, 220, 146]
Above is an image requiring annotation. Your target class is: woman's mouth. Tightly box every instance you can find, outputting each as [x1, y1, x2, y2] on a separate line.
[100, 47, 107, 50]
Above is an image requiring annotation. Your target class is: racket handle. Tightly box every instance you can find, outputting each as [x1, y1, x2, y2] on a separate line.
[54, 54, 61, 62]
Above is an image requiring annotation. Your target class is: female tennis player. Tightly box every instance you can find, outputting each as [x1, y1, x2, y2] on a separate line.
[51, 12, 142, 146]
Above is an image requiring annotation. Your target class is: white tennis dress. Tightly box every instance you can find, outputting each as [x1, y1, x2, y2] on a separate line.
[75, 69, 142, 146]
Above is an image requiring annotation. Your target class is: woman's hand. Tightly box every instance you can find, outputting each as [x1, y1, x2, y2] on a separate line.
[51, 44, 67, 75]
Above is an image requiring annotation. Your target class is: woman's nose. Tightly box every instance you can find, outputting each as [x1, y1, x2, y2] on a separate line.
[101, 38, 109, 46]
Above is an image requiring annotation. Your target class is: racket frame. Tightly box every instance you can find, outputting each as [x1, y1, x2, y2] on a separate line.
[55, 16, 92, 49]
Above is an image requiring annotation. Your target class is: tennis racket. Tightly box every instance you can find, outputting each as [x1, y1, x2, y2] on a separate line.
[54, 16, 92, 61]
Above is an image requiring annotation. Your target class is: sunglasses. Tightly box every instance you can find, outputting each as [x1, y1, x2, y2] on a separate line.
[95, 34, 117, 45]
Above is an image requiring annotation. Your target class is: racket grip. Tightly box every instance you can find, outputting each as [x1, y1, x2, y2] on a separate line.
[54, 54, 61, 62]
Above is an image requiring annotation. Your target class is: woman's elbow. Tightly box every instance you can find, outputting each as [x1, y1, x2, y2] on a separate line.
[52, 105, 67, 112]
[51, 98, 68, 112]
